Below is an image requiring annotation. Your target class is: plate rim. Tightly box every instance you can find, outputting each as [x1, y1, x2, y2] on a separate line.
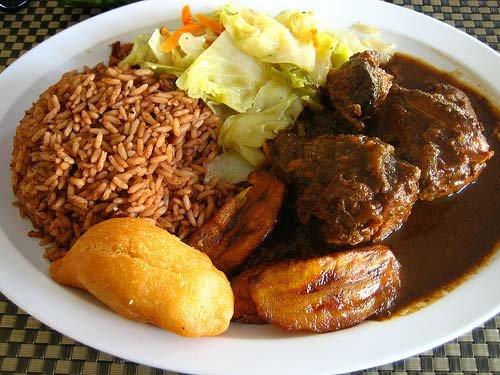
[0, 0, 499, 374]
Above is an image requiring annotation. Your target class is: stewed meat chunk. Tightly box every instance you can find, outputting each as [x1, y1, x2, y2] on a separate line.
[270, 133, 421, 245]
[109, 41, 133, 66]
[297, 110, 365, 138]
[430, 83, 478, 119]
[378, 84, 493, 200]
[326, 50, 393, 131]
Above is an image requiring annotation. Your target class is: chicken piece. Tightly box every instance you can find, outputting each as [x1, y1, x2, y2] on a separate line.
[378, 84, 493, 200]
[231, 265, 267, 324]
[246, 245, 400, 332]
[326, 51, 393, 131]
[188, 170, 285, 274]
[270, 133, 420, 245]
[50, 218, 233, 337]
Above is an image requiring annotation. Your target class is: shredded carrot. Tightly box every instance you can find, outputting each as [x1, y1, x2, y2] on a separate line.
[182, 5, 192, 25]
[161, 23, 206, 52]
[195, 13, 224, 35]
[181, 22, 205, 35]
[160, 6, 222, 53]
[161, 31, 182, 52]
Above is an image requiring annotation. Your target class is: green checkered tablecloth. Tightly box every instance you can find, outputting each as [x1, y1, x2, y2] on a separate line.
[1, 1, 499, 374]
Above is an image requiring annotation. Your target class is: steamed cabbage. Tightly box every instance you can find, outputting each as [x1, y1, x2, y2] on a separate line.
[173, 32, 207, 68]
[176, 31, 270, 113]
[205, 150, 254, 184]
[147, 28, 208, 70]
[119, 30, 208, 76]
[118, 34, 156, 68]
[276, 30, 336, 111]
[275, 11, 335, 84]
[275, 10, 317, 43]
[279, 64, 313, 89]
[310, 31, 336, 85]
[329, 29, 395, 68]
[220, 5, 316, 71]
[148, 29, 173, 65]
[219, 77, 303, 166]
[141, 62, 184, 76]
[331, 41, 352, 69]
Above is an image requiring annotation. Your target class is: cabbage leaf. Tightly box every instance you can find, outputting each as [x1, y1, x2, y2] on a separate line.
[329, 29, 395, 68]
[147, 29, 173, 65]
[119, 29, 209, 75]
[218, 77, 303, 166]
[141, 62, 184, 76]
[176, 31, 270, 113]
[172, 32, 207, 69]
[275, 10, 317, 43]
[118, 34, 156, 68]
[220, 5, 316, 71]
[205, 150, 255, 184]
[309, 31, 336, 85]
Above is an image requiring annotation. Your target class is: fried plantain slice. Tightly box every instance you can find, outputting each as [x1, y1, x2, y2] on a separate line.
[249, 245, 401, 332]
[231, 265, 268, 324]
[189, 170, 285, 274]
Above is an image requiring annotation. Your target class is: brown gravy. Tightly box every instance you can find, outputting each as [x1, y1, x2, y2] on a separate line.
[381, 53, 500, 313]
[249, 53, 500, 315]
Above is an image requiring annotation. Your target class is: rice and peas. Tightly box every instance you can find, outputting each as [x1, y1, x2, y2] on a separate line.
[11, 63, 239, 260]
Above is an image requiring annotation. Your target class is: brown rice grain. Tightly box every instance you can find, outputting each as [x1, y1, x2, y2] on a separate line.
[206, 197, 215, 219]
[197, 211, 205, 227]
[117, 142, 128, 160]
[102, 77, 121, 85]
[134, 68, 152, 76]
[183, 195, 192, 211]
[103, 121, 119, 134]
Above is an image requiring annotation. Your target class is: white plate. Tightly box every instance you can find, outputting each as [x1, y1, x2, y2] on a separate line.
[0, 0, 499, 374]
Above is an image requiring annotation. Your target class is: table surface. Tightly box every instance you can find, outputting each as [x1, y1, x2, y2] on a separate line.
[1, 1, 499, 374]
